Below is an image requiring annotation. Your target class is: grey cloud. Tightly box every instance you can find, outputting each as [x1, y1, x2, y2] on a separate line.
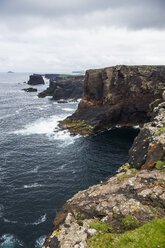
[0, 0, 165, 30]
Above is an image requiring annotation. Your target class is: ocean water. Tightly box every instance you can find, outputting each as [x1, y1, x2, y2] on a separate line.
[0, 73, 139, 248]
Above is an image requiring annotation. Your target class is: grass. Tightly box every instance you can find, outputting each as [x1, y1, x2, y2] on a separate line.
[89, 221, 112, 233]
[59, 74, 85, 77]
[121, 216, 140, 230]
[87, 217, 165, 248]
[155, 161, 165, 170]
[157, 123, 165, 136]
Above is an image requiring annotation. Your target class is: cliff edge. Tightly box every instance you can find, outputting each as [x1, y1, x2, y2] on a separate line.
[43, 65, 165, 248]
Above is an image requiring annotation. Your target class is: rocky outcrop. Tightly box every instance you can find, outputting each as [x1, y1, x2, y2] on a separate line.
[38, 76, 84, 100]
[129, 101, 165, 169]
[43, 167, 165, 248]
[28, 75, 44, 85]
[59, 65, 165, 134]
[43, 65, 165, 248]
[22, 87, 37, 92]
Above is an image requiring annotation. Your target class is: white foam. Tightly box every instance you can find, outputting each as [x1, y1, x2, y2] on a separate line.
[14, 115, 61, 135]
[35, 235, 46, 248]
[24, 214, 47, 226]
[62, 108, 75, 111]
[133, 125, 140, 129]
[0, 234, 24, 248]
[33, 214, 47, 225]
[31, 165, 40, 173]
[13, 114, 80, 146]
[23, 183, 42, 189]
[3, 218, 18, 224]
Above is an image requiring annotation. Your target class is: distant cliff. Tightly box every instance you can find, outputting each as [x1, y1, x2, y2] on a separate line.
[38, 75, 84, 100]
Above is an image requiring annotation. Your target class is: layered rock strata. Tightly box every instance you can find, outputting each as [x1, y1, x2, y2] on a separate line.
[59, 65, 165, 134]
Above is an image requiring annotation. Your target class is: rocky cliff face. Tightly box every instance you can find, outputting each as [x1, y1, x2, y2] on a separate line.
[42, 66, 165, 248]
[43, 168, 165, 248]
[60, 65, 165, 134]
[38, 76, 84, 100]
[59, 65, 165, 168]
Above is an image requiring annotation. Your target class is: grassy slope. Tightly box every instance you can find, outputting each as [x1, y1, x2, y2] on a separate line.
[87, 218, 165, 248]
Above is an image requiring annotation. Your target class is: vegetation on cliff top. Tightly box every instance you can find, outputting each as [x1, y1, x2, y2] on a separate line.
[87, 217, 165, 248]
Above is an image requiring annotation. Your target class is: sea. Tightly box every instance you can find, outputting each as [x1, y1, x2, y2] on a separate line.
[0, 73, 139, 248]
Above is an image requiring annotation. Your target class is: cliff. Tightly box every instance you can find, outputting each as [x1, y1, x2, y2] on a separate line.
[38, 76, 84, 100]
[59, 65, 165, 134]
[43, 168, 165, 248]
[59, 65, 165, 168]
[43, 65, 165, 248]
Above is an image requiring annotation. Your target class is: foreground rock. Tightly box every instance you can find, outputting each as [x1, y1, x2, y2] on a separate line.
[22, 87, 37, 92]
[43, 167, 165, 248]
[38, 76, 84, 100]
[28, 75, 44, 85]
[129, 101, 165, 169]
[59, 65, 165, 135]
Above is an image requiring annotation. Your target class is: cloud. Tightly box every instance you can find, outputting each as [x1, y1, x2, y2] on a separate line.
[0, 0, 164, 72]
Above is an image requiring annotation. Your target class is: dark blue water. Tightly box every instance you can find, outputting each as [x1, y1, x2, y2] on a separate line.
[0, 73, 139, 248]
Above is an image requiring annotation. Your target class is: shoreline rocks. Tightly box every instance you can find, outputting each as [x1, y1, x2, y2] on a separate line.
[22, 87, 37, 92]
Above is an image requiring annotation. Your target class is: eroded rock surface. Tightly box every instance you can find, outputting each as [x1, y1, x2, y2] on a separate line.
[60, 65, 165, 134]
[38, 76, 84, 100]
[43, 168, 165, 248]
[129, 99, 165, 169]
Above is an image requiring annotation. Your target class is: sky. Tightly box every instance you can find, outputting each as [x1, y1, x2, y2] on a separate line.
[0, 0, 165, 73]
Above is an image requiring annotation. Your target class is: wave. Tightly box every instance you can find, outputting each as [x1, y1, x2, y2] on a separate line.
[62, 108, 75, 111]
[33, 214, 47, 225]
[31, 165, 40, 173]
[3, 218, 18, 224]
[13, 114, 80, 146]
[13, 115, 65, 135]
[35, 235, 46, 248]
[25, 214, 47, 226]
[0, 234, 24, 248]
[23, 183, 43, 189]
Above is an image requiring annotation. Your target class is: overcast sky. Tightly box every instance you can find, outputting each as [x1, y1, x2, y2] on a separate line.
[0, 0, 165, 73]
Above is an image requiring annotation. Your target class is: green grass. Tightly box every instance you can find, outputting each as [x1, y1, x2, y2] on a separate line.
[155, 161, 165, 170]
[121, 216, 140, 230]
[157, 123, 165, 136]
[58, 74, 85, 77]
[87, 218, 165, 248]
[89, 221, 112, 233]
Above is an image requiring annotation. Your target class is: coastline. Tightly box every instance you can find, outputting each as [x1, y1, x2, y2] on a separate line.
[43, 66, 165, 247]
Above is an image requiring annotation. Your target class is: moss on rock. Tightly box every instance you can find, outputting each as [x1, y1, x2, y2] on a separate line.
[59, 118, 94, 135]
